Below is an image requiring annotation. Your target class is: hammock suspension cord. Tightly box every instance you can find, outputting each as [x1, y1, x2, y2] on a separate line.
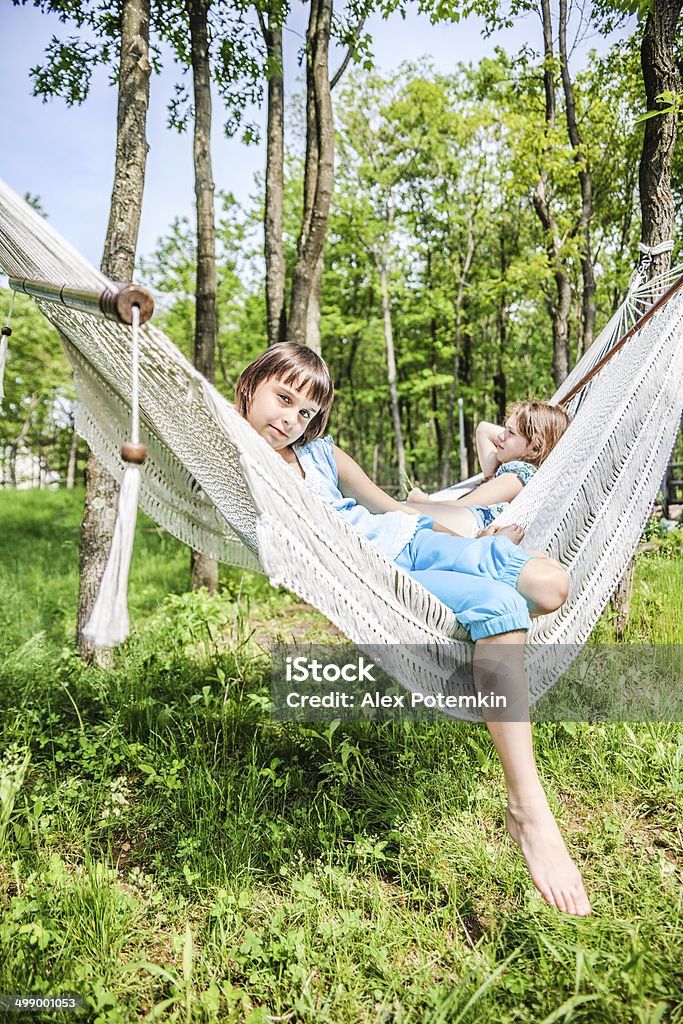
[559, 260, 683, 408]
[0, 288, 14, 402]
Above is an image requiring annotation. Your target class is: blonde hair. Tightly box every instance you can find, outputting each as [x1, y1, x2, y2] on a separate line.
[507, 400, 571, 467]
[235, 342, 334, 446]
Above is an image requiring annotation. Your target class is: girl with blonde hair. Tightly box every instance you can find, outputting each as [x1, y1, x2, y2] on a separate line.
[408, 401, 572, 538]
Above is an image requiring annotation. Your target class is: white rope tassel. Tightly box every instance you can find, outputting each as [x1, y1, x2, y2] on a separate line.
[84, 305, 146, 648]
[0, 290, 15, 402]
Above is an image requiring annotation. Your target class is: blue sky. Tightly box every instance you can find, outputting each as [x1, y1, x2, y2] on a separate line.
[2, 2, 630, 270]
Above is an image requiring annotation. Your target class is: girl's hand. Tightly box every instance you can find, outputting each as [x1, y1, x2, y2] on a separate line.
[477, 523, 525, 545]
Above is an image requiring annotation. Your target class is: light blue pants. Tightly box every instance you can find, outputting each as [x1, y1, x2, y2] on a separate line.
[395, 528, 533, 640]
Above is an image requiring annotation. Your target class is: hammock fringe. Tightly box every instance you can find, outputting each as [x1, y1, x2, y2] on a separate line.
[83, 465, 141, 648]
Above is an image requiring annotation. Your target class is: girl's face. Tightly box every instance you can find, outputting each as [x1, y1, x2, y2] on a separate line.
[495, 416, 530, 463]
[246, 375, 321, 452]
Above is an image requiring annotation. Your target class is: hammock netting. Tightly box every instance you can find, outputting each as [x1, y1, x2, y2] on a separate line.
[0, 178, 681, 716]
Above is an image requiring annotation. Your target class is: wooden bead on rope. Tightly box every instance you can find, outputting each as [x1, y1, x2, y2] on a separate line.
[1, 326, 11, 337]
[121, 440, 148, 464]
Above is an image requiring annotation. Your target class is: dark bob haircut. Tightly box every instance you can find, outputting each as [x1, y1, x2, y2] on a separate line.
[235, 342, 334, 446]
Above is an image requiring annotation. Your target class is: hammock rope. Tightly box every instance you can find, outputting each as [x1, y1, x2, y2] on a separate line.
[0, 288, 14, 402]
[559, 269, 683, 407]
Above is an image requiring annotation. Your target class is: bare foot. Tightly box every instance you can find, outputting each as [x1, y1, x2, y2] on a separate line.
[407, 486, 430, 502]
[477, 523, 525, 545]
[506, 800, 592, 916]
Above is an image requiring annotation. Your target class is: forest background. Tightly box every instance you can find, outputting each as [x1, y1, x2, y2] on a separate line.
[3, 0, 680, 498]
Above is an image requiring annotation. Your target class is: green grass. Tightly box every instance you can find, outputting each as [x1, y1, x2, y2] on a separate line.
[0, 488, 681, 1023]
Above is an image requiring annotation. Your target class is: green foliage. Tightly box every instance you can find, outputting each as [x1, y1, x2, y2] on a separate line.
[0, 488, 682, 1021]
[139, 191, 267, 392]
[18, 0, 122, 105]
[317, 50, 648, 484]
[0, 285, 77, 485]
[634, 89, 683, 123]
[3, 34, 669, 491]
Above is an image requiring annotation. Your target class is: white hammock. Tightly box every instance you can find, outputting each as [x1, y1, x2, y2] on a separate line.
[0, 179, 681, 713]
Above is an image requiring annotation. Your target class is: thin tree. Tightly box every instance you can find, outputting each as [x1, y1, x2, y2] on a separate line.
[558, 0, 596, 357]
[187, 0, 219, 592]
[256, 0, 287, 346]
[612, 0, 682, 635]
[257, 0, 371, 348]
[533, 0, 573, 386]
[77, 0, 151, 657]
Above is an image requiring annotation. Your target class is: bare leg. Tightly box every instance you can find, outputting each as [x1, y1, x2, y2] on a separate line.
[517, 555, 570, 615]
[473, 633, 591, 916]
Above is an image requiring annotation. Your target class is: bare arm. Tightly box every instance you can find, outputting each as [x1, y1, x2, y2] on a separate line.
[476, 421, 504, 479]
[334, 446, 460, 533]
[334, 445, 419, 515]
[417, 470, 523, 508]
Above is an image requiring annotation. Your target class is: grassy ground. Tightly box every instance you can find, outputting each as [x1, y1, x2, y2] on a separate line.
[0, 488, 681, 1024]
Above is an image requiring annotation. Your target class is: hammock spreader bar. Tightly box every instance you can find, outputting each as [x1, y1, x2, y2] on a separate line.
[8, 276, 154, 326]
[7, 270, 153, 647]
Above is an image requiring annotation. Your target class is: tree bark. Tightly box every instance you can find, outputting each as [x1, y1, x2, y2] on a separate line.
[258, 3, 287, 346]
[558, 0, 596, 356]
[287, 0, 334, 345]
[77, 0, 151, 659]
[612, 0, 682, 636]
[377, 237, 407, 491]
[494, 227, 508, 423]
[66, 427, 78, 489]
[639, 0, 682, 279]
[305, 251, 324, 355]
[461, 327, 475, 476]
[441, 213, 476, 488]
[422, 234, 443, 481]
[188, 0, 219, 592]
[532, 0, 572, 386]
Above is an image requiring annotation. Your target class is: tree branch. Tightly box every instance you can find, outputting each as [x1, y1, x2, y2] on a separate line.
[330, 7, 368, 91]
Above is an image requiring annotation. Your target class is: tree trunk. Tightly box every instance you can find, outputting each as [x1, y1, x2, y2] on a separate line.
[287, 0, 334, 345]
[66, 427, 78, 489]
[532, 0, 571, 386]
[639, 0, 682, 279]
[612, 0, 682, 636]
[424, 239, 443, 481]
[441, 215, 476, 488]
[558, 0, 596, 358]
[305, 251, 324, 355]
[494, 227, 508, 422]
[188, 0, 219, 593]
[377, 229, 407, 491]
[77, 0, 151, 658]
[461, 327, 475, 476]
[259, 4, 286, 346]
